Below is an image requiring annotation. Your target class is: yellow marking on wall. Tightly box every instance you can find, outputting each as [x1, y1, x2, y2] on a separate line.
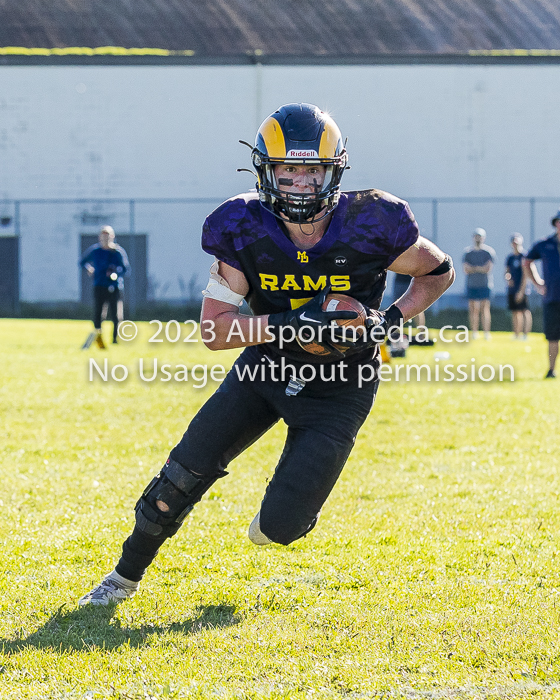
[469, 49, 560, 56]
[0, 46, 195, 56]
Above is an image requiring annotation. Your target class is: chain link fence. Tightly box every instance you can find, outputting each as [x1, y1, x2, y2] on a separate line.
[0, 195, 558, 322]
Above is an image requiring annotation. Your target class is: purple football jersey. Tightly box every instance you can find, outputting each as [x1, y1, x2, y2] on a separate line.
[202, 189, 419, 362]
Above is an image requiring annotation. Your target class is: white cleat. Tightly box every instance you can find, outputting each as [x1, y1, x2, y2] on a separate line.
[79, 571, 139, 606]
[248, 512, 272, 545]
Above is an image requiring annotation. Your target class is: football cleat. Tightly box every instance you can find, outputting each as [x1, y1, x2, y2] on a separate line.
[248, 512, 272, 545]
[545, 369, 556, 379]
[78, 572, 139, 606]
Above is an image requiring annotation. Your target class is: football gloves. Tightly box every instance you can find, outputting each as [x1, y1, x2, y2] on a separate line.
[333, 304, 404, 352]
[372, 304, 404, 341]
[267, 286, 359, 354]
[267, 287, 404, 356]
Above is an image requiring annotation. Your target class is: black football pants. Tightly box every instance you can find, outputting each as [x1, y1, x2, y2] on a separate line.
[93, 286, 122, 342]
[116, 346, 379, 582]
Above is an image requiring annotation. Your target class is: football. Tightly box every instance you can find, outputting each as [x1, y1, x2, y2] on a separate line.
[297, 293, 367, 357]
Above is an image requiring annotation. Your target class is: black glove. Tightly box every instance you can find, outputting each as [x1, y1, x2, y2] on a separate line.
[268, 286, 359, 351]
[332, 304, 404, 351]
[372, 304, 404, 342]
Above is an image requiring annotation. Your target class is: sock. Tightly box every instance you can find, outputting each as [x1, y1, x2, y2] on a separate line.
[108, 569, 139, 590]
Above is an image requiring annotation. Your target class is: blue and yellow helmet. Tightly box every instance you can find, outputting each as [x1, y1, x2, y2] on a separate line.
[252, 103, 348, 223]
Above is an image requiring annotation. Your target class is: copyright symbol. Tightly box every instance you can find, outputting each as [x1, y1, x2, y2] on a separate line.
[117, 321, 138, 341]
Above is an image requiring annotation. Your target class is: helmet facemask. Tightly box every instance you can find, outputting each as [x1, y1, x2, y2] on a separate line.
[253, 154, 347, 224]
[248, 103, 348, 225]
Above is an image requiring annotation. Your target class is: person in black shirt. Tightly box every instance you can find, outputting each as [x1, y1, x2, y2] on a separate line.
[505, 234, 531, 340]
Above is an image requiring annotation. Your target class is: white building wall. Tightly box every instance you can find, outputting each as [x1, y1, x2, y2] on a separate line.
[0, 64, 559, 301]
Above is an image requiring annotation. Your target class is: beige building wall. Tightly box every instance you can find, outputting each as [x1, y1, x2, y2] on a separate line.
[0, 64, 558, 301]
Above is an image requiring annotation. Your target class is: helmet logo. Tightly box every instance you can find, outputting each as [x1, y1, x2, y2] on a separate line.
[286, 149, 319, 158]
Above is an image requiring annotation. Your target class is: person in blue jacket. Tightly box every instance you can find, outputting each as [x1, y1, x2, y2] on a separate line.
[523, 210, 560, 378]
[79, 226, 130, 346]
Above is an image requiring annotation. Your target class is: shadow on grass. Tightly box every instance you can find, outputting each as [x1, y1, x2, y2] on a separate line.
[1, 602, 240, 654]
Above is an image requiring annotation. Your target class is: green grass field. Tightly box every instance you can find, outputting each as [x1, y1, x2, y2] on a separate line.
[1, 319, 560, 699]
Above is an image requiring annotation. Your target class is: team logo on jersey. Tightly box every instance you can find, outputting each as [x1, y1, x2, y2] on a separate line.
[259, 273, 350, 292]
[297, 251, 309, 263]
[257, 253, 274, 265]
[287, 150, 319, 158]
[334, 256, 347, 266]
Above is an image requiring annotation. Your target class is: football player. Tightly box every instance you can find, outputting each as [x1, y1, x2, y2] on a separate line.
[79, 103, 455, 605]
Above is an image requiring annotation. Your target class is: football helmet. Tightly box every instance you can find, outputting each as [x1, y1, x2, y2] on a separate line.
[252, 103, 348, 224]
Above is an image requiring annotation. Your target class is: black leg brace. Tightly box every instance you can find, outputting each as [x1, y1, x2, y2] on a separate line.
[116, 527, 165, 582]
[134, 457, 226, 538]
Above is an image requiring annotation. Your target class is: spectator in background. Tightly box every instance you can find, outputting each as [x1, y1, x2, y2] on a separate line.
[463, 228, 496, 340]
[393, 274, 426, 328]
[506, 234, 532, 340]
[79, 225, 130, 347]
[522, 210, 560, 378]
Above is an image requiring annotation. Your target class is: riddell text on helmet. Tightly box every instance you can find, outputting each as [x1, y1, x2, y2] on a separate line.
[286, 149, 319, 158]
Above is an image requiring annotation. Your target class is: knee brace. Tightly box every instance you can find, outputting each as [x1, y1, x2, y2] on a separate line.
[135, 458, 226, 537]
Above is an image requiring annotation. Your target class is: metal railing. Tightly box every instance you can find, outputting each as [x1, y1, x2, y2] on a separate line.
[3, 195, 559, 243]
[0, 195, 558, 305]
